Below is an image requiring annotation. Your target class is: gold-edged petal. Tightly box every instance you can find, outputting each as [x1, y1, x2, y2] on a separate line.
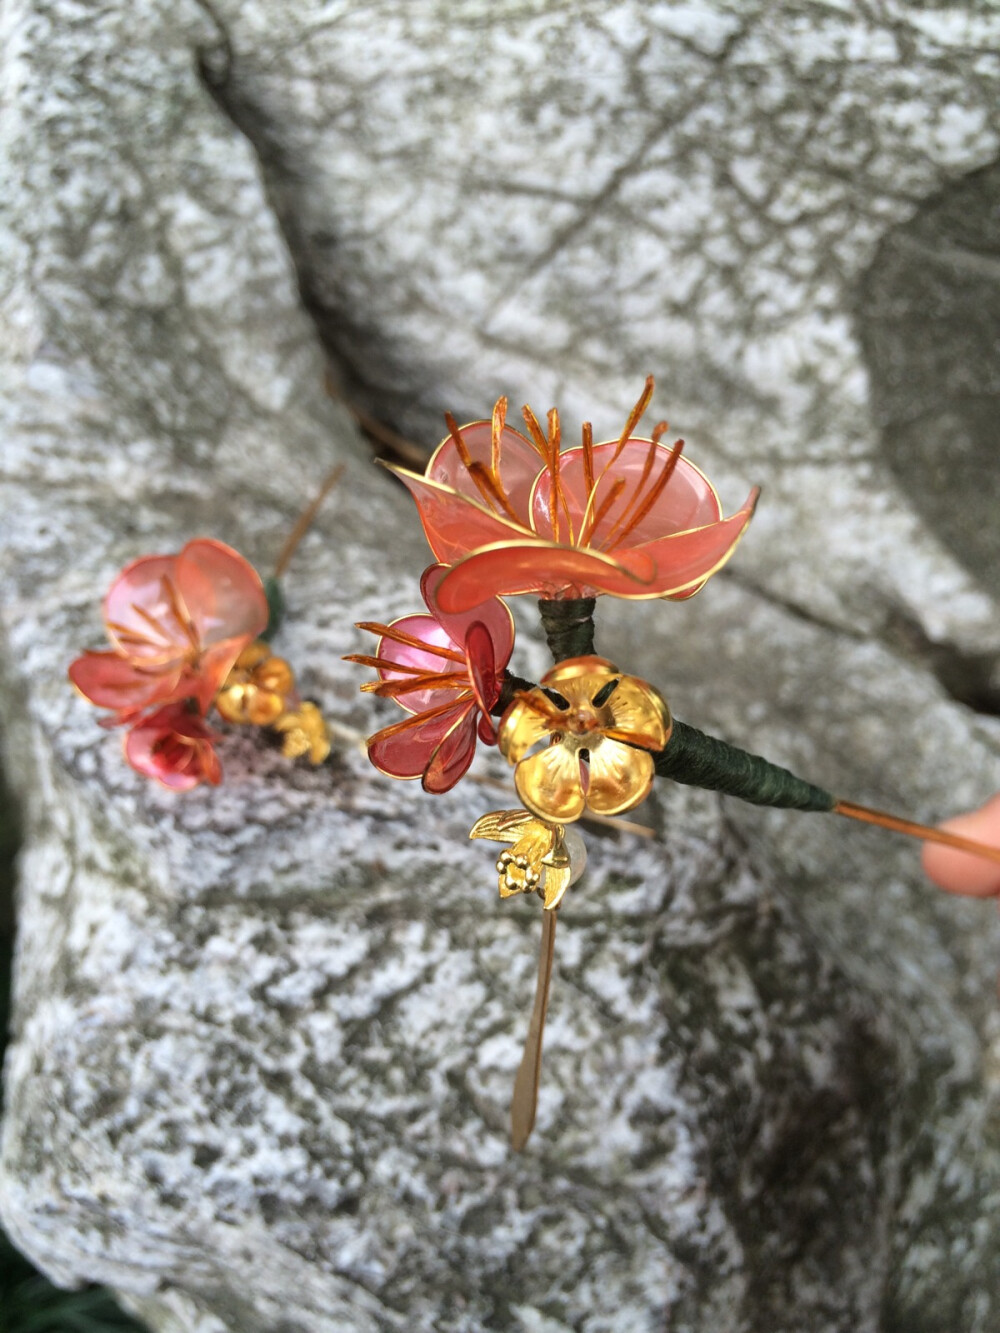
[514, 744, 586, 823]
[498, 692, 563, 763]
[603, 676, 672, 751]
[586, 739, 655, 815]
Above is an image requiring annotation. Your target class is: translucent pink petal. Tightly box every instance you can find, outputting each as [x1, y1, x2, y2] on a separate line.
[532, 440, 723, 551]
[194, 640, 254, 710]
[629, 487, 759, 597]
[422, 711, 479, 793]
[477, 711, 498, 745]
[69, 651, 184, 714]
[391, 468, 533, 564]
[427, 420, 542, 520]
[103, 555, 189, 665]
[375, 611, 467, 715]
[367, 703, 470, 779]
[463, 619, 500, 716]
[175, 539, 268, 649]
[124, 705, 221, 791]
[433, 541, 657, 612]
[420, 564, 515, 672]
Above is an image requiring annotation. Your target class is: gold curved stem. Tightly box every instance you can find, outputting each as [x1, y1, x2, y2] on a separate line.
[511, 909, 557, 1152]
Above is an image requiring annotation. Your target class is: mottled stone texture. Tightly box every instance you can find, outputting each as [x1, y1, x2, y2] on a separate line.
[2, 2, 1000, 1331]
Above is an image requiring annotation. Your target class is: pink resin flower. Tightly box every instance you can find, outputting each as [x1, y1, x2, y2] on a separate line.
[391, 379, 759, 613]
[69, 539, 269, 723]
[123, 702, 223, 791]
[346, 564, 515, 793]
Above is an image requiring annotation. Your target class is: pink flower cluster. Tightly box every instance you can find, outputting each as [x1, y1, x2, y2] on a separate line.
[69, 540, 268, 790]
[347, 564, 514, 793]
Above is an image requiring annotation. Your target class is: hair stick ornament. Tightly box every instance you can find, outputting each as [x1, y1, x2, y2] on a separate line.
[354, 378, 1000, 1150]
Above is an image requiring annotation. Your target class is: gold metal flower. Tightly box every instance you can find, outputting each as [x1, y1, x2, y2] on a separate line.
[216, 641, 295, 726]
[272, 702, 331, 765]
[469, 809, 587, 910]
[498, 655, 671, 822]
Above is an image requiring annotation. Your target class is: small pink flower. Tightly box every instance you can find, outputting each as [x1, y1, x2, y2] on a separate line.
[69, 539, 269, 724]
[346, 564, 515, 793]
[391, 380, 758, 613]
[123, 702, 223, 791]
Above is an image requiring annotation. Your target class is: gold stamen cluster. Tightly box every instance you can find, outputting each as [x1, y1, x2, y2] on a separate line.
[216, 641, 330, 764]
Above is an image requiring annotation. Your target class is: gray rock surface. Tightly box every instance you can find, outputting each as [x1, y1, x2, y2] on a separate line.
[1, 2, 1000, 1330]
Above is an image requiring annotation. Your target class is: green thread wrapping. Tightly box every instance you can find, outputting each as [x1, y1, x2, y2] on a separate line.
[654, 720, 835, 812]
[262, 576, 285, 640]
[538, 597, 596, 663]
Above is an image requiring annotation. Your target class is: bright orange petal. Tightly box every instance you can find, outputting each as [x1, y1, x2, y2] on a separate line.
[432, 540, 656, 612]
[69, 651, 184, 714]
[388, 467, 534, 565]
[420, 563, 515, 670]
[175, 539, 268, 648]
[627, 488, 759, 598]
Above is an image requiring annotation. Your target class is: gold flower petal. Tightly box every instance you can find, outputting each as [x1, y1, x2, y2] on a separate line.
[586, 738, 655, 815]
[540, 655, 620, 706]
[603, 675, 671, 751]
[233, 640, 272, 671]
[515, 744, 586, 823]
[498, 691, 565, 763]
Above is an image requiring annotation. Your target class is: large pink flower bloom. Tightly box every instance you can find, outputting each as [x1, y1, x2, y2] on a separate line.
[392, 379, 759, 613]
[69, 539, 269, 723]
[346, 564, 515, 794]
[124, 702, 223, 791]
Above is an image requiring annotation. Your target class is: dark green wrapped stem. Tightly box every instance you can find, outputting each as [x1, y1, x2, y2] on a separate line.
[494, 673, 537, 717]
[538, 597, 596, 663]
[654, 720, 835, 812]
[262, 576, 286, 640]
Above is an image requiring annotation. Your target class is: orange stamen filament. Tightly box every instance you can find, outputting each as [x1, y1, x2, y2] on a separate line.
[105, 622, 167, 649]
[161, 575, 200, 653]
[521, 404, 551, 459]
[366, 673, 468, 699]
[581, 421, 595, 496]
[467, 461, 521, 523]
[354, 622, 466, 663]
[599, 438, 658, 550]
[581, 478, 627, 546]
[491, 396, 507, 482]
[578, 377, 656, 546]
[609, 375, 654, 465]
[345, 654, 453, 677]
[517, 691, 569, 728]
[600, 438, 685, 551]
[370, 698, 468, 741]
[445, 410, 520, 522]
[548, 407, 574, 544]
